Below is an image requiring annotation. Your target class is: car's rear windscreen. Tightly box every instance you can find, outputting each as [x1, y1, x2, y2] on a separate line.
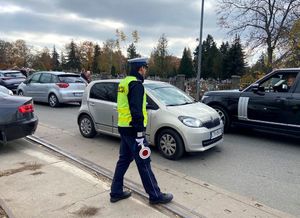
[58, 75, 84, 83]
[3, 72, 25, 78]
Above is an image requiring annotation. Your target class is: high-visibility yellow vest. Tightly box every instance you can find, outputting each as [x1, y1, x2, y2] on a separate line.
[117, 76, 148, 127]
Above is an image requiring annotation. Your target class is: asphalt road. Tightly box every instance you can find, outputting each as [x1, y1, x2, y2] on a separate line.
[34, 103, 300, 216]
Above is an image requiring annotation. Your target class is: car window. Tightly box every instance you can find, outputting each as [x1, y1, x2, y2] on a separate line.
[58, 75, 84, 83]
[294, 79, 300, 93]
[3, 72, 24, 78]
[259, 72, 298, 93]
[30, 74, 41, 83]
[52, 75, 59, 83]
[90, 82, 118, 102]
[40, 73, 53, 83]
[145, 83, 194, 106]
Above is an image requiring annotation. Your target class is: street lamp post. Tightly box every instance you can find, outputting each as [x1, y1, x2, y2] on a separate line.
[196, 0, 204, 101]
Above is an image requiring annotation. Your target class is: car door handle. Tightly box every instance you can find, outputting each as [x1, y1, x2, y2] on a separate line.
[90, 102, 95, 106]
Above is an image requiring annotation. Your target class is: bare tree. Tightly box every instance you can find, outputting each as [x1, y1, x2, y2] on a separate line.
[217, 0, 300, 69]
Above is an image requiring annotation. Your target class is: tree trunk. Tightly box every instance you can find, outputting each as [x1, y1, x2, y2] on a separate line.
[267, 46, 273, 72]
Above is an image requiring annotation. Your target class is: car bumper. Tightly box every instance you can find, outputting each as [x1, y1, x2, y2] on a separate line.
[182, 125, 224, 152]
[0, 116, 38, 143]
[58, 91, 84, 103]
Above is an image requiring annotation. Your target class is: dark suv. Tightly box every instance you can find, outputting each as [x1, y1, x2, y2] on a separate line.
[201, 68, 300, 136]
[0, 70, 26, 92]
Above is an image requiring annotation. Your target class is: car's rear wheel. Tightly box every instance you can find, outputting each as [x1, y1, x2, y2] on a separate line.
[18, 90, 24, 96]
[212, 105, 230, 132]
[48, 94, 59, 107]
[157, 129, 184, 160]
[79, 115, 96, 138]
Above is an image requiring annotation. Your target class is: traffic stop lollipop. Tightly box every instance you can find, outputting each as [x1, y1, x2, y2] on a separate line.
[139, 142, 151, 159]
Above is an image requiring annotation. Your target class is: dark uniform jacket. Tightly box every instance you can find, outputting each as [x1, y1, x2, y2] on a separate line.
[118, 71, 146, 137]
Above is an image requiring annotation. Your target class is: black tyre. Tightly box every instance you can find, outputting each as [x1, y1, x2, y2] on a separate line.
[79, 115, 96, 138]
[157, 129, 184, 160]
[18, 90, 24, 96]
[48, 94, 59, 107]
[212, 105, 231, 132]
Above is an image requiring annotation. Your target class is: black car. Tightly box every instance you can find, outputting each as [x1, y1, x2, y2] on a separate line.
[0, 70, 26, 92]
[0, 92, 38, 144]
[201, 68, 300, 136]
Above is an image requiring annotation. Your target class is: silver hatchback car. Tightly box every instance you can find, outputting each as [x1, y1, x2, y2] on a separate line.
[17, 71, 86, 107]
[77, 79, 223, 160]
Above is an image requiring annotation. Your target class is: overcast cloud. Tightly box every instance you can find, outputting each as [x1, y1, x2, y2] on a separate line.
[0, 0, 231, 58]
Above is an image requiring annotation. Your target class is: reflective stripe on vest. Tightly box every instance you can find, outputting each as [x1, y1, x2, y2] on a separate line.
[117, 76, 148, 127]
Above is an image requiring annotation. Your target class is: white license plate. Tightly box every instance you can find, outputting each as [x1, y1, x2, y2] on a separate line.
[211, 128, 222, 139]
[74, 93, 83, 97]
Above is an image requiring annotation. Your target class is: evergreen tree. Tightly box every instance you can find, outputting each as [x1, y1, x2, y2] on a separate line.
[219, 42, 230, 79]
[60, 51, 66, 71]
[92, 44, 101, 74]
[51, 45, 60, 71]
[193, 35, 220, 79]
[66, 40, 81, 72]
[179, 47, 194, 78]
[149, 34, 170, 78]
[227, 35, 246, 76]
[127, 43, 140, 59]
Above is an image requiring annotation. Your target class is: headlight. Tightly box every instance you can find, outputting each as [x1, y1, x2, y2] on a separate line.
[9, 90, 13, 95]
[178, 116, 203, 128]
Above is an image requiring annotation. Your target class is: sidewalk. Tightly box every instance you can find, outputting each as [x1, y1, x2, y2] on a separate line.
[0, 140, 169, 218]
[0, 122, 296, 218]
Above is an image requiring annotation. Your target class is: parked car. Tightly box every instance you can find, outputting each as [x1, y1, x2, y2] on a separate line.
[201, 68, 300, 136]
[0, 92, 38, 144]
[77, 79, 223, 160]
[17, 71, 86, 107]
[0, 85, 13, 95]
[0, 70, 26, 92]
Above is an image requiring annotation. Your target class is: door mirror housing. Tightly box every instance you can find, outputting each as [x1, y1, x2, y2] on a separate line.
[23, 79, 30, 84]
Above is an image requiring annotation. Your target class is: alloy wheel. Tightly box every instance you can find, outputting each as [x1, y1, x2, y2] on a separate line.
[159, 134, 177, 156]
[80, 117, 92, 135]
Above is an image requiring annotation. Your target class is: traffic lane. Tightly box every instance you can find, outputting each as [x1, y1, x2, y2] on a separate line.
[158, 129, 300, 216]
[34, 102, 80, 133]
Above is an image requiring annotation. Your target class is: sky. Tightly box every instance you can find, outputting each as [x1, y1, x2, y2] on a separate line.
[0, 0, 238, 61]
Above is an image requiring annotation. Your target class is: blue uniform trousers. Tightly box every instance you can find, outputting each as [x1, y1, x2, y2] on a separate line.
[110, 134, 162, 201]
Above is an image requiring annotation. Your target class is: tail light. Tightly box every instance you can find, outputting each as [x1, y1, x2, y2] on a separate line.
[18, 103, 34, 113]
[56, 83, 69, 88]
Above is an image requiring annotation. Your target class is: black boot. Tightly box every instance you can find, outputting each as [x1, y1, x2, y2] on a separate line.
[149, 193, 173, 204]
[110, 191, 132, 203]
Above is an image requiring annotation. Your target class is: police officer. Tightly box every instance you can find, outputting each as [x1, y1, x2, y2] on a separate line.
[110, 57, 173, 204]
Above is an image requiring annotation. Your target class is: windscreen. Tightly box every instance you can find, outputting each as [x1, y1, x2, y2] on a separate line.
[145, 83, 194, 106]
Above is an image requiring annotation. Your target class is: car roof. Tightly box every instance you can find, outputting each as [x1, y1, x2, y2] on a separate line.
[0, 70, 21, 73]
[274, 68, 300, 72]
[90, 78, 169, 85]
[34, 71, 80, 76]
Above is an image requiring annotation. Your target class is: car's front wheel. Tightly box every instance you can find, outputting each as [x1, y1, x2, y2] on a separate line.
[157, 129, 184, 160]
[212, 105, 230, 132]
[79, 114, 96, 138]
[48, 94, 59, 107]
